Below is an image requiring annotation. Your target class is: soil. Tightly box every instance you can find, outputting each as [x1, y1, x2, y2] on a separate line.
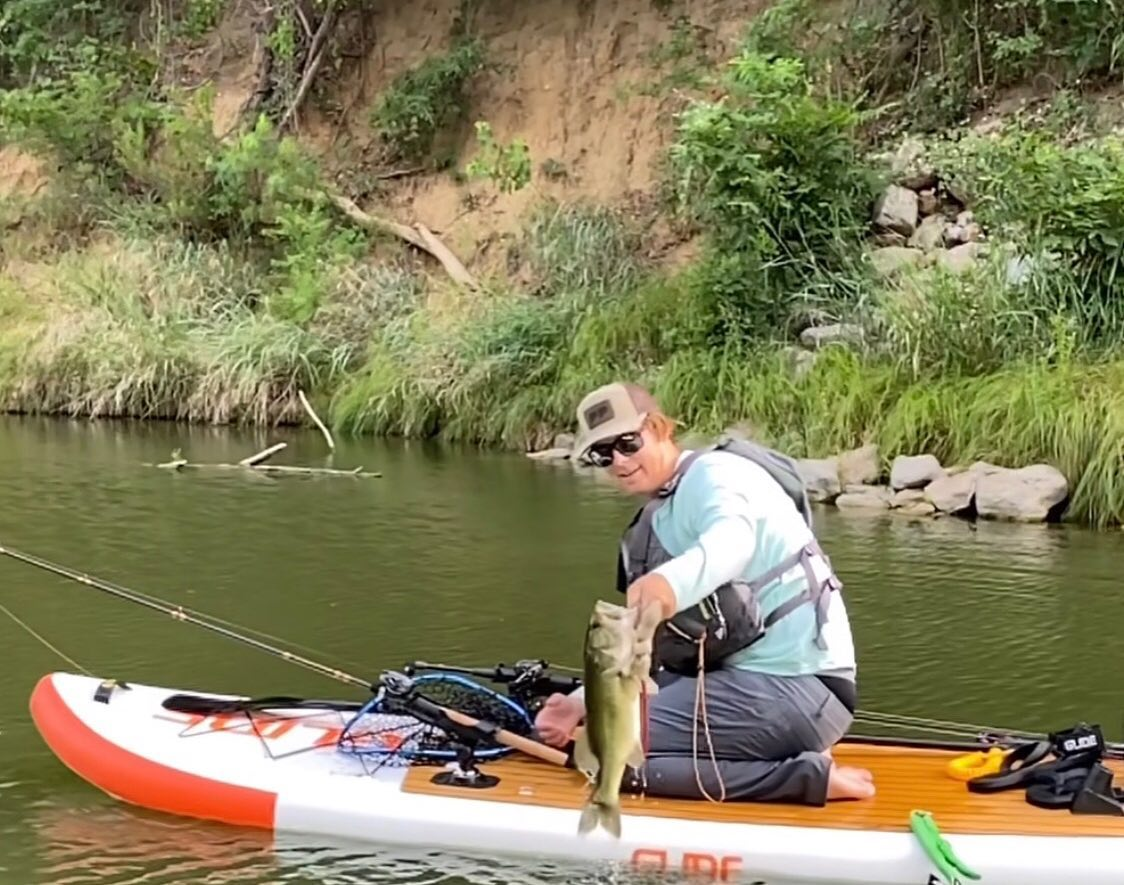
[193, 0, 764, 272]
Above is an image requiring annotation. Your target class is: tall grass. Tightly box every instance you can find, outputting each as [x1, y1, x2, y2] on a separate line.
[0, 237, 412, 424]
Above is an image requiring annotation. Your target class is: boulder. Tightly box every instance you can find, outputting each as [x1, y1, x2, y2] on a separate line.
[890, 454, 946, 490]
[899, 500, 937, 517]
[782, 345, 817, 379]
[797, 457, 841, 504]
[871, 231, 908, 248]
[937, 242, 983, 274]
[975, 464, 1068, 522]
[838, 444, 880, 485]
[908, 215, 948, 252]
[891, 488, 928, 508]
[836, 484, 892, 509]
[799, 323, 864, 350]
[924, 471, 978, 514]
[873, 185, 920, 237]
[917, 189, 939, 216]
[890, 138, 938, 191]
[870, 246, 924, 276]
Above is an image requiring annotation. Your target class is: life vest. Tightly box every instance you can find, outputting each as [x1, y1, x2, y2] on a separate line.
[615, 435, 843, 676]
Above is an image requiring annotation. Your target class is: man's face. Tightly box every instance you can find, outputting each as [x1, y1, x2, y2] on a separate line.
[588, 426, 668, 495]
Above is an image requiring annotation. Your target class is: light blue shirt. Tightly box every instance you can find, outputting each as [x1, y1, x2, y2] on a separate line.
[650, 450, 856, 678]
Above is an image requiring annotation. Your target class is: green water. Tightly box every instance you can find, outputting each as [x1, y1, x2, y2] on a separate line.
[2, 415, 1123, 884]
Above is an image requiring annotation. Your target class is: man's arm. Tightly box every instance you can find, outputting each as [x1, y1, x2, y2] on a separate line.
[642, 463, 759, 614]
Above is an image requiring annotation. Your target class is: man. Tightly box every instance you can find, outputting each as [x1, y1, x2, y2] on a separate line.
[535, 381, 875, 804]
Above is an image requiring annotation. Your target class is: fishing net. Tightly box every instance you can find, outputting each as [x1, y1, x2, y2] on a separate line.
[337, 672, 535, 769]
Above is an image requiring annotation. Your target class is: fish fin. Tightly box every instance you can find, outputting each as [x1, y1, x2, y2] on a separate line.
[626, 739, 646, 770]
[573, 730, 600, 780]
[578, 800, 622, 839]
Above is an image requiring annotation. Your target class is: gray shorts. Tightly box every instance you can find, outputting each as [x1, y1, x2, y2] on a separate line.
[628, 668, 854, 806]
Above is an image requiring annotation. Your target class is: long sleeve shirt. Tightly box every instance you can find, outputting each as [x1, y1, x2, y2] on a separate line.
[649, 450, 856, 679]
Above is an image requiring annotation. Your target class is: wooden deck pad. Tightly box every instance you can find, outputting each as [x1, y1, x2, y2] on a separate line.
[403, 743, 1124, 837]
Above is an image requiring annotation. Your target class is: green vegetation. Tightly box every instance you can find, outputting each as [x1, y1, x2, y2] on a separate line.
[370, 37, 486, 162]
[5, 0, 1124, 526]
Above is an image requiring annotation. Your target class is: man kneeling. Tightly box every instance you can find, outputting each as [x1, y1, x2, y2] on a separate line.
[535, 382, 875, 805]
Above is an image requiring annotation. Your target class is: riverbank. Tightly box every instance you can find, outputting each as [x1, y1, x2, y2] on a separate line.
[4, 0, 1124, 528]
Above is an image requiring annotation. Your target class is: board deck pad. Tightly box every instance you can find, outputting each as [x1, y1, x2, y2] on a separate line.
[403, 742, 1124, 837]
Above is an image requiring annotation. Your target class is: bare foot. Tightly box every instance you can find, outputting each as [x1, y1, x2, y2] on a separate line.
[826, 764, 876, 800]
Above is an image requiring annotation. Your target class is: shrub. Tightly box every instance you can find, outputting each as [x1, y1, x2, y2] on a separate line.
[371, 38, 486, 161]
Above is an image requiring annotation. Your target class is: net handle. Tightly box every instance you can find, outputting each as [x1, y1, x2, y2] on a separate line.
[440, 705, 569, 766]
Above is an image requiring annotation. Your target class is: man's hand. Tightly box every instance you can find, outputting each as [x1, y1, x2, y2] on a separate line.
[534, 692, 585, 747]
[626, 572, 676, 621]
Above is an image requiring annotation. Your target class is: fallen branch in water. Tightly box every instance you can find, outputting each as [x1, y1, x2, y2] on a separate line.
[240, 442, 288, 466]
[150, 446, 379, 478]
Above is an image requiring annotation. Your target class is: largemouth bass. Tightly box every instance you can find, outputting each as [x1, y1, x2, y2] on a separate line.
[574, 599, 662, 838]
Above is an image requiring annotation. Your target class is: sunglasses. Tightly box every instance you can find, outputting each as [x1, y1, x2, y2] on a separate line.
[585, 432, 644, 467]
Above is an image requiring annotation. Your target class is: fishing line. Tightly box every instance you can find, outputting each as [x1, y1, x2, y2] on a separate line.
[0, 542, 372, 692]
[1, 543, 371, 678]
[0, 602, 93, 676]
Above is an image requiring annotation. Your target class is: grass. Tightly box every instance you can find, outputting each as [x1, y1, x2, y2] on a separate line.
[0, 236, 399, 424]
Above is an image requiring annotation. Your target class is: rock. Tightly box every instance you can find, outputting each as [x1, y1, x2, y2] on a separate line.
[889, 137, 938, 190]
[890, 454, 946, 490]
[1005, 255, 1035, 286]
[873, 185, 920, 236]
[955, 210, 975, 227]
[890, 488, 928, 508]
[836, 488, 892, 510]
[839, 444, 880, 485]
[782, 345, 817, 380]
[908, 215, 948, 252]
[937, 242, 983, 274]
[969, 460, 1006, 476]
[870, 246, 924, 276]
[917, 189, 939, 216]
[924, 472, 978, 514]
[799, 323, 864, 350]
[975, 464, 1068, 522]
[871, 231, 908, 248]
[526, 447, 571, 461]
[899, 500, 937, 517]
[552, 432, 574, 450]
[797, 457, 841, 504]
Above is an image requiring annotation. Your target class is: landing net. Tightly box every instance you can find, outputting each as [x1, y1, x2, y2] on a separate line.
[337, 673, 534, 770]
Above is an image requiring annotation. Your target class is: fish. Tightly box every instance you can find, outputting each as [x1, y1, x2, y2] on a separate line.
[574, 599, 662, 838]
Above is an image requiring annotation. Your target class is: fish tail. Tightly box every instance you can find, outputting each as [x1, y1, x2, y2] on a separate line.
[578, 796, 622, 838]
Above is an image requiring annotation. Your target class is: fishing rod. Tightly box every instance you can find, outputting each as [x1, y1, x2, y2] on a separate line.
[0, 542, 372, 692]
[0, 542, 572, 767]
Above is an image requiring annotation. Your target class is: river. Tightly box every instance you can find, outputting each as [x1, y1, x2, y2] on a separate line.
[2, 415, 1122, 885]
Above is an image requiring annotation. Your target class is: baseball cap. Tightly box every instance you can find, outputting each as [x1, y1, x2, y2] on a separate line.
[572, 382, 658, 461]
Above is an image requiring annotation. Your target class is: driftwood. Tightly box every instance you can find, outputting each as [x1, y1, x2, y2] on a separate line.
[298, 389, 335, 450]
[239, 442, 288, 466]
[151, 444, 379, 478]
[312, 189, 478, 289]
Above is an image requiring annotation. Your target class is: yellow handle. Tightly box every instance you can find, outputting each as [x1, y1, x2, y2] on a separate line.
[947, 746, 1011, 781]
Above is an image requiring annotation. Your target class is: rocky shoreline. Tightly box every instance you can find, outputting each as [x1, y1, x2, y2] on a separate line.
[528, 436, 1069, 524]
[792, 444, 1068, 523]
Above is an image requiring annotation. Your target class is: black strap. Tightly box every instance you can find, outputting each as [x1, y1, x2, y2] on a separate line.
[816, 674, 856, 714]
